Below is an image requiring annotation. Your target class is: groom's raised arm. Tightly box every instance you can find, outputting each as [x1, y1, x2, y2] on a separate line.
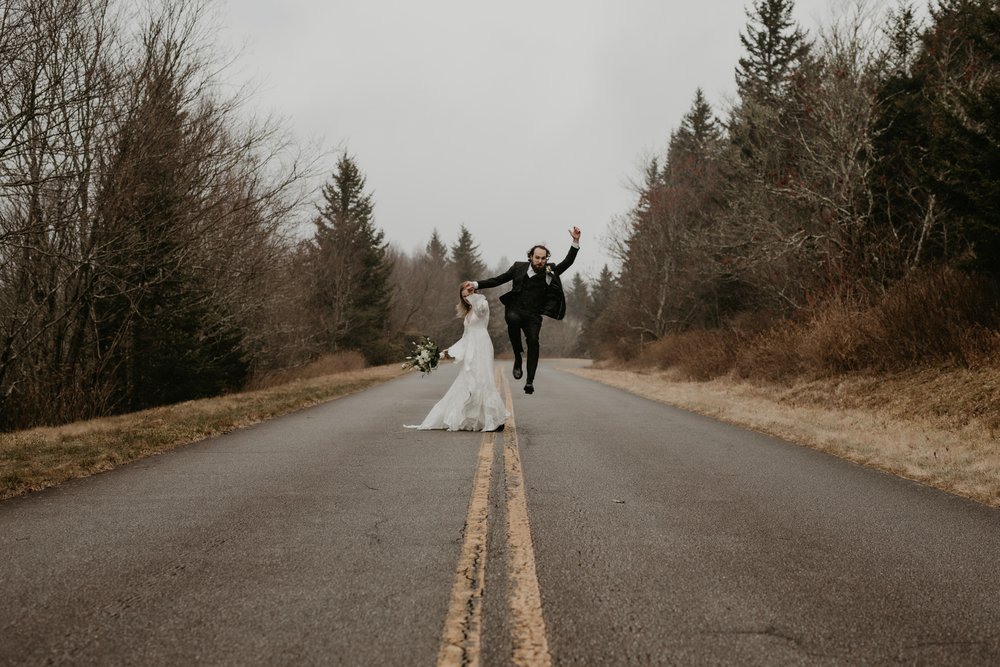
[554, 226, 582, 275]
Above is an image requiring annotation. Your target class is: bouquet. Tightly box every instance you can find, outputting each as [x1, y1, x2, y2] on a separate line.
[403, 336, 441, 375]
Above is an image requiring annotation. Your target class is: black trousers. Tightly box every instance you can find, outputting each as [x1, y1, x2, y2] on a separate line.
[504, 307, 543, 382]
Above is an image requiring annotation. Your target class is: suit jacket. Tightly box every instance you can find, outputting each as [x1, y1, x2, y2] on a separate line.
[477, 245, 578, 320]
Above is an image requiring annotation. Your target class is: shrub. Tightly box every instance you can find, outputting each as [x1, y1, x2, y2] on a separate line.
[732, 323, 809, 382]
[868, 268, 1000, 370]
[602, 267, 1000, 381]
[632, 329, 744, 380]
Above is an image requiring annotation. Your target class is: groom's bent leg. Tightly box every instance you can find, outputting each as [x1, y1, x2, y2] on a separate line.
[504, 308, 524, 357]
[523, 315, 542, 383]
[505, 308, 525, 379]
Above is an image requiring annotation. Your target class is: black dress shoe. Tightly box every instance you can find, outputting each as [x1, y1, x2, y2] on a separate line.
[523, 382, 534, 394]
[512, 360, 523, 380]
[492, 423, 505, 432]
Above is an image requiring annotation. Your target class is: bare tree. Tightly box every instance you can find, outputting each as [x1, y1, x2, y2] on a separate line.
[0, 0, 314, 428]
[780, 0, 901, 287]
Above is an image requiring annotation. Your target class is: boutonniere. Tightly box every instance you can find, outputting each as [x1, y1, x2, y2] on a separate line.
[545, 265, 554, 276]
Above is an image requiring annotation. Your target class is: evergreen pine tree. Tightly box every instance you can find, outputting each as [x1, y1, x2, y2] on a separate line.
[96, 57, 247, 411]
[666, 89, 725, 195]
[562, 273, 589, 356]
[565, 273, 590, 317]
[872, 0, 1000, 271]
[885, 1, 922, 76]
[925, 0, 1000, 270]
[735, 0, 812, 103]
[312, 153, 394, 362]
[613, 89, 733, 339]
[580, 265, 617, 355]
[450, 225, 487, 281]
[419, 228, 462, 344]
[723, 0, 824, 312]
[426, 229, 449, 265]
[668, 88, 722, 166]
[588, 266, 616, 321]
[728, 0, 814, 180]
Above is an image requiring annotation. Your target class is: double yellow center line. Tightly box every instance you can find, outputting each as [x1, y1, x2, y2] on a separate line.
[437, 374, 551, 667]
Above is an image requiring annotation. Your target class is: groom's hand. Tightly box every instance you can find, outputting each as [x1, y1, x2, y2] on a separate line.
[569, 226, 581, 242]
[462, 280, 475, 291]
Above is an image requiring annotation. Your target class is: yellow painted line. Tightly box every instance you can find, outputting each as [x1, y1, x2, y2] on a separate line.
[501, 376, 553, 667]
[436, 392, 498, 666]
[437, 370, 552, 666]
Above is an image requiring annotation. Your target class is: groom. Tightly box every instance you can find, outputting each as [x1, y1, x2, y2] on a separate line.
[465, 226, 581, 395]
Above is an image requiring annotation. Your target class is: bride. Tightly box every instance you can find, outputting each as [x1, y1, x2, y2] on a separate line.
[406, 284, 507, 432]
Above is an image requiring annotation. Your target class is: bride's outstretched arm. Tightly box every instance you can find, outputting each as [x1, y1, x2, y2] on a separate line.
[445, 335, 467, 361]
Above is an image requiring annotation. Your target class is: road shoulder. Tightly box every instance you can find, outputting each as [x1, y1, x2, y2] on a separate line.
[566, 366, 1000, 509]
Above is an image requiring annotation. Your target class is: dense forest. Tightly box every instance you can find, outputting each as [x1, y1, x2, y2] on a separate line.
[595, 0, 1000, 382]
[2, 0, 998, 431]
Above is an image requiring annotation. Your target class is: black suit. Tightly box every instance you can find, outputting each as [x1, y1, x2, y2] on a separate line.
[476, 245, 578, 383]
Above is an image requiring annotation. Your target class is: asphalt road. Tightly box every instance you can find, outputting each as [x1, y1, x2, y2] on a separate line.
[2, 360, 999, 665]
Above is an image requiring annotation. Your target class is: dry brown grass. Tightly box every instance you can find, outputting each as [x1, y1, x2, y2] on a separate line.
[569, 365, 1000, 508]
[0, 363, 407, 501]
[246, 351, 368, 389]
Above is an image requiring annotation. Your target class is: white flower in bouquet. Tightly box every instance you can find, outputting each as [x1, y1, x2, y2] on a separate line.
[403, 336, 441, 375]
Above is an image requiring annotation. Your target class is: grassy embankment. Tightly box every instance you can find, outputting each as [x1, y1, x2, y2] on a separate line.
[0, 353, 408, 501]
[574, 267, 1000, 508]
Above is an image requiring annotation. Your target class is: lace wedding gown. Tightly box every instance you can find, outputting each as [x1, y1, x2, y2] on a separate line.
[406, 293, 507, 432]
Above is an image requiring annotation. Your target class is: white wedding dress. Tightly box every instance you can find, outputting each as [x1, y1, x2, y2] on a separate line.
[406, 293, 507, 432]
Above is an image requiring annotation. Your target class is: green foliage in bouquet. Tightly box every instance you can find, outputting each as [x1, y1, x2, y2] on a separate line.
[403, 337, 441, 375]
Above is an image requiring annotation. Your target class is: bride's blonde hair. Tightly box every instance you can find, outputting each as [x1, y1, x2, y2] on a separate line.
[456, 285, 472, 318]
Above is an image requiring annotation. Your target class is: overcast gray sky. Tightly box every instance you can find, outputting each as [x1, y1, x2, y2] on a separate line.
[218, 0, 841, 280]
